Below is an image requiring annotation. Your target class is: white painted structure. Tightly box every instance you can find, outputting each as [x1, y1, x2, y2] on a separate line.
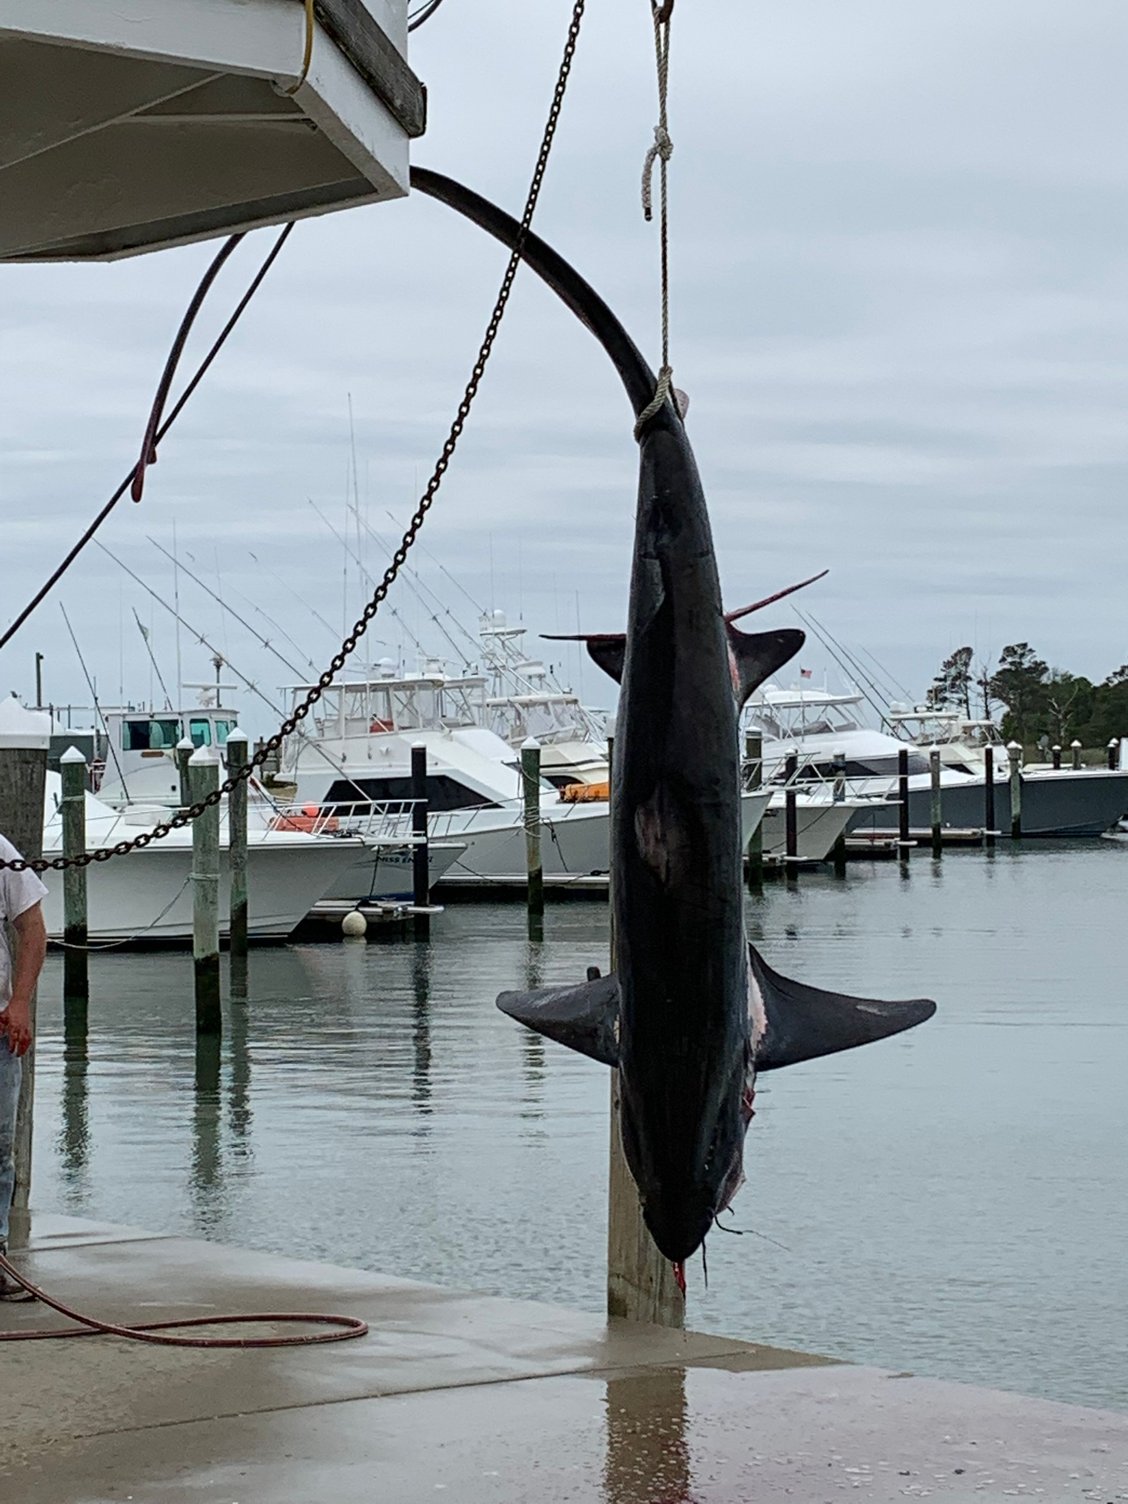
[0, 0, 423, 260]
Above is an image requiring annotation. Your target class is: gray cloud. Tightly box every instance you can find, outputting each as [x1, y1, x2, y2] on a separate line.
[3, 0, 1127, 725]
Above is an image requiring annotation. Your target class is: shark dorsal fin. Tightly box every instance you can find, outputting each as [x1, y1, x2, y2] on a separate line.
[750, 943, 936, 1072]
[542, 633, 626, 685]
[497, 971, 621, 1066]
[727, 625, 804, 707]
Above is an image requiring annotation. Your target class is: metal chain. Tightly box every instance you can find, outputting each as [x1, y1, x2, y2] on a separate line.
[5, 0, 588, 876]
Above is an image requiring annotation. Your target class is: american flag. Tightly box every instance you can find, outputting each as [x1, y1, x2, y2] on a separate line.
[800, 667, 813, 679]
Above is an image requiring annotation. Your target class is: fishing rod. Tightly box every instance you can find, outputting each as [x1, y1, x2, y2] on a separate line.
[59, 603, 131, 799]
[147, 537, 310, 683]
[96, 541, 382, 803]
[131, 607, 174, 709]
[800, 609, 905, 723]
[246, 550, 349, 650]
[308, 498, 430, 668]
[178, 543, 321, 676]
[791, 608, 893, 731]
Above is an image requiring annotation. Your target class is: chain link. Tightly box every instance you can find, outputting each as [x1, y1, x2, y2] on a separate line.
[4, 0, 588, 877]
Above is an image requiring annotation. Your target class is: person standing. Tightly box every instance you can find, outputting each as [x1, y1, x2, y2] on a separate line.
[0, 831, 47, 1301]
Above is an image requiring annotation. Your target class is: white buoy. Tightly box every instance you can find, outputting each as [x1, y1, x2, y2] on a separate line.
[341, 910, 367, 939]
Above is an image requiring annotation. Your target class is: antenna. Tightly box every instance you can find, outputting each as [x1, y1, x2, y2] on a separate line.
[60, 602, 130, 799]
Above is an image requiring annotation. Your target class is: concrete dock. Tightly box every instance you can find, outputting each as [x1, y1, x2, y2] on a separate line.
[2, 1215, 1126, 1502]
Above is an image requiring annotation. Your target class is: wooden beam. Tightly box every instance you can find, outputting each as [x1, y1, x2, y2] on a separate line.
[314, 0, 426, 139]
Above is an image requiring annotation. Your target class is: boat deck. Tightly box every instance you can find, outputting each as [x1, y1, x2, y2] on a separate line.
[3, 1215, 1125, 1501]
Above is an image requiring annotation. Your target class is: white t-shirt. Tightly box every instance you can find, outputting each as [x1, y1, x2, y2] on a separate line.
[0, 834, 48, 1006]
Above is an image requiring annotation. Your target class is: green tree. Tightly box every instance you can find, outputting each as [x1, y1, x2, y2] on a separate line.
[1043, 671, 1094, 746]
[925, 646, 973, 718]
[988, 642, 1050, 743]
[1076, 666, 1128, 747]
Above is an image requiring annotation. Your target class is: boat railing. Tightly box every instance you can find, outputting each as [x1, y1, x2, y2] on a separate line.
[741, 757, 891, 804]
[267, 799, 426, 844]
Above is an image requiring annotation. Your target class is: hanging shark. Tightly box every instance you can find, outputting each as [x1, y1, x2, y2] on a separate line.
[411, 167, 935, 1264]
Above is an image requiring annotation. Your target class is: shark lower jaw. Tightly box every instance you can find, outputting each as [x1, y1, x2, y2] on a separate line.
[642, 1200, 717, 1264]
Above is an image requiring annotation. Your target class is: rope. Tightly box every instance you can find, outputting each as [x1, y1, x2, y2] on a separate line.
[0, 225, 294, 653]
[48, 875, 192, 951]
[0, 1249, 366, 1348]
[281, 0, 316, 96]
[634, 1, 676, 442]
[0, 0, 590, 877]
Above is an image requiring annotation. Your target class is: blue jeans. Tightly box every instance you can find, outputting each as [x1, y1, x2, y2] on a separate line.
[0, 1038, 19, 1248]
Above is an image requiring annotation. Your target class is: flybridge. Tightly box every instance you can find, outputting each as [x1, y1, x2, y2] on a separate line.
[0, 0, 425, 261]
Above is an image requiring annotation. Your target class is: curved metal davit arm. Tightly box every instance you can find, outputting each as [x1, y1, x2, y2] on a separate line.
[410, 167, 666, 427]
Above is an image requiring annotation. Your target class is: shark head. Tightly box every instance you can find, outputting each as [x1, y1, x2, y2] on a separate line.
[619, 1055, 749, 1264]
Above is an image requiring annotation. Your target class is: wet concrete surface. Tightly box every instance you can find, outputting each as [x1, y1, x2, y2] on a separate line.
[2, 1215, 1126, 1502]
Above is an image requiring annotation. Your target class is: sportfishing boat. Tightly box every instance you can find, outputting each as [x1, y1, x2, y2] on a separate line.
[747, 683, 1128, 838]
[44, 699, 462, 904]
[278, 664, 771, 885]
[39, 773, 366, 945]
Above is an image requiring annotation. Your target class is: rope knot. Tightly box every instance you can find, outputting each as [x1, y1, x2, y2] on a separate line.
[641, 125, 674, 222]
[633, 364, 674, 440]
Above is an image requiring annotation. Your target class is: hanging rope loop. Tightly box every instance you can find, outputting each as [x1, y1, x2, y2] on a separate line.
[636, 0, 677, 439]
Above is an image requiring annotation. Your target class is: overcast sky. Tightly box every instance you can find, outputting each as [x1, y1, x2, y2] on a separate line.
[2, 1, 1126, 732]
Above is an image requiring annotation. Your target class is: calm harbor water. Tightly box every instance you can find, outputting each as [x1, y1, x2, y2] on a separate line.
[30, 842, 1128, 1412]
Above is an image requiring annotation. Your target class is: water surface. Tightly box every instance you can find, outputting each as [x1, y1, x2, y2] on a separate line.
[31, 841, 1128, 1411]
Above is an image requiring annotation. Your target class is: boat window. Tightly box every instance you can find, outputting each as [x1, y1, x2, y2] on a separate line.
[214, 720, 234, 746]
[124, 718, 180, 751]
[323, 776, 500, 812]
[189, 718, 213, 748]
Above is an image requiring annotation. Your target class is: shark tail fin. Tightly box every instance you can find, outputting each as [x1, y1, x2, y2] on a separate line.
[727, 625, 805, 707]
[541, 633, 625, 685]
[750, 943, 935, 1071]
[497, 969, 621, 1066]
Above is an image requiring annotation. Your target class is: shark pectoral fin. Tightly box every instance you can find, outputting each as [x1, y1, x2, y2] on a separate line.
[750, 943, 936, 1072]
[726, 625, 805, 706]
[542, 633, 626, 685]
[497, 973, 621, 1066]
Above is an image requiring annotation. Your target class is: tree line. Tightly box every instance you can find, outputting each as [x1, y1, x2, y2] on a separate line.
[925, 644, 1127, 748]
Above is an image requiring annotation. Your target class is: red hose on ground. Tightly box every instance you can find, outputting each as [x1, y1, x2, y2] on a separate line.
[0, 1249, 368, 1348]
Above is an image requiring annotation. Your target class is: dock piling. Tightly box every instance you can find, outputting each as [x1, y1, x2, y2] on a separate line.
[188, 746, 222, 1036]
[0, 700, 50, 1230]
[520, 738, 544, 929]
[1070, 739, 1082, 771]
[1051, 744, 1062, 771]
[176, 736, 194, 808]
[984, 745, 996, 849]
[897, 747, 911, 858]
[929, 747, 943, 857]
[411, 744, 430, 941]
[831, 748, 847, 874]
[60, 746, 89, 1007]
[745, 731, 764, 884]
[784, 750, 799, 868]
[1108, 739, 1119, 771]
[605, 722, 684, 1328]
[1007, 741, 1023, 838]
[225, 729, 249, 963]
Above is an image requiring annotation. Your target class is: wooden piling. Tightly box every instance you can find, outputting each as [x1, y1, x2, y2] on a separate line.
[177, 735, 194, 807]
[984, 745, 996, 848]
[225, 729, 249, 962]
[411, 744, 430, 941]
[1108, 739, 1119, 772]
[929, 747, 943, 857]
[897, 747, 911, 853]
[605, 724, 684, 1329]
[189, 746, 221, 1036]
[60, 746, 89, 1004]
[1051, 744, 1062, 771]
[1070, 740, 1082, 771]
[0, 700, 50, 1228]
[744, 731, 764, 884]
[784, 750, 799, 864]
[831, 748, 847, 874]
[1007, 741, 1023, 839]
[520, 738, 545, 924]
